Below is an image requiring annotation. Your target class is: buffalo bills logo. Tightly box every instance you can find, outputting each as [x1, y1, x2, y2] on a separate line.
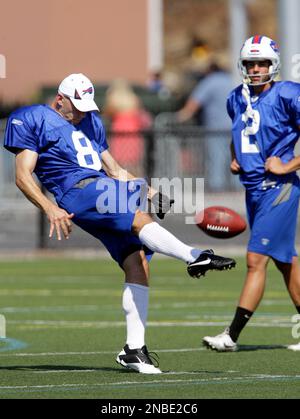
[270, 40, 280, 53]
[82, 87, 93, 95]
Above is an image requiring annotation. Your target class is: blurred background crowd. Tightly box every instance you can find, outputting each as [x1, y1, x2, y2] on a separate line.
[0, 0, 299, 251]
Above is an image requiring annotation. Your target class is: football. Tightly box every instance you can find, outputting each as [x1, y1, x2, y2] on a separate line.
[195, 206, 247, 239]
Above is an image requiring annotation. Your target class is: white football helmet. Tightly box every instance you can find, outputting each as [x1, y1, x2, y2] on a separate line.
[238, 35, 281, 85]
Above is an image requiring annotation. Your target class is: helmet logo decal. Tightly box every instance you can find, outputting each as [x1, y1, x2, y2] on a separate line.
[270, 40, 280, 53]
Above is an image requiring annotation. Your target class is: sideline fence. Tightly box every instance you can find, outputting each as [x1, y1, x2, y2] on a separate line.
[0, 116, 244, 250]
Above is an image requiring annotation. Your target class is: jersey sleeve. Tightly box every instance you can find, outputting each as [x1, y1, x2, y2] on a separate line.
[4, 112, 39, 154]
[279, 82, 300, 127]
[99, 120, 109, 153]
[292, 89, 300, 126]
[226, 94, 235, 120]
[91, 112, 109, 153]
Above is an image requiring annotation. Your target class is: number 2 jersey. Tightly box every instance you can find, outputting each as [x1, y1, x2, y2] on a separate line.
[227, 81, 300, 190]
[4, 105, 108, 202]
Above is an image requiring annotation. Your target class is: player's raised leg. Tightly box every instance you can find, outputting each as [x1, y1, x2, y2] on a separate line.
[132, 210, 236, 278]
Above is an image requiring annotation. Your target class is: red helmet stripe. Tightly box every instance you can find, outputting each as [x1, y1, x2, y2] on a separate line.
[252, 35, 262, 44]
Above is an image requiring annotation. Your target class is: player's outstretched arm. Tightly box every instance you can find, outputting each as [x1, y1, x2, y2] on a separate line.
[149, 191, 175, 220]
[15, 149, 74, 240]
[101, 150, 174, 219]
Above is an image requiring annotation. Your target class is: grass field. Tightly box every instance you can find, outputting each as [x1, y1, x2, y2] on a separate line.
[0, 257, 300, 399]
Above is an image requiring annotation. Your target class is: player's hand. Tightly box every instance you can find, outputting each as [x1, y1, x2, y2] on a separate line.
[230, 158, 241, 175]
[46, 204, 74, 240]
[265, 156, 287, 175]
[151, 192, 175, 220]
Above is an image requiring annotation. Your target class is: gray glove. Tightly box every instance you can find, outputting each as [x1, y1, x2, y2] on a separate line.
[151, 192, 175, 220]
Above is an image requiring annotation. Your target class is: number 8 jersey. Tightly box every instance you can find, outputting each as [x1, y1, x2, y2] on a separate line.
[4, 105, 108, 202]
[227, 81, 300, 190]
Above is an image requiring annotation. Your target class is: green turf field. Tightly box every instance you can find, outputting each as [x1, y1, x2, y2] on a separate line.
[0, 257, 299, 399]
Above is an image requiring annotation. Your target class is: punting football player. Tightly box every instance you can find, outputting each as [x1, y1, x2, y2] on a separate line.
[203, 36, 300, 352]
[4, 73, 236, 373]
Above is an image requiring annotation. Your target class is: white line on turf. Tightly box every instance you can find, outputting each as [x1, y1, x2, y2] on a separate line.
[33, 369, 99, 374]
[0, 290, 291, 299]
[0, 347, 206, 357]
[1, 374, 300, 391]
[33, 370, 228, 375]
[0, 300, 291, 313]
[7, 319, 296, 329]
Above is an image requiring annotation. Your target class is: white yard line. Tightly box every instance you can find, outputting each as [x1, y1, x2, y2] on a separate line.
[6, 319, 296, 329]
[1, 374, 300, 392]
[0, 299, 291, 313]
[0, 347, 206, 357]
[33, 370, 221, 375]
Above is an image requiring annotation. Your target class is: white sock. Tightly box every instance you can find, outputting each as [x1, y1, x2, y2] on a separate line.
[122, 283, 149, 349]
[139, 222, 202, 263]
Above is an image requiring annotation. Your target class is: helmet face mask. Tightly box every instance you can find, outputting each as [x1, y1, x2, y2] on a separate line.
[238, 36, 281, 86]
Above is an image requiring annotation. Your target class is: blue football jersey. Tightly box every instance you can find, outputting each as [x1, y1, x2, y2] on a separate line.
[227, 81, 300, 190]
[4, 105, 108, 201]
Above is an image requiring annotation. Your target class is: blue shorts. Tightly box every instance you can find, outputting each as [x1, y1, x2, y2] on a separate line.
[246, 178, 300, 263]
[59, 176, 153, 267]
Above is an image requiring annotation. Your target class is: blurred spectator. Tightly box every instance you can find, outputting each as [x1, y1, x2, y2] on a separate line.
[147, 71, 165, 94]
[190, 36, 211, 61]
[182, 36, 212, 93]
[160, 70, 186, 101]
[104, 79, 152, 177]
[147, 70, 172, 101]
[177, 54, 237, 191]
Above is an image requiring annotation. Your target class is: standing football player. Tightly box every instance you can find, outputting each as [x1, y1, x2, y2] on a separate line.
[203, 36, 300, 352]
[4, 73, 236, 373]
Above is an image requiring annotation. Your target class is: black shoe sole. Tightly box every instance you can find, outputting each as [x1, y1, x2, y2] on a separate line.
[188, 260, 236, 278]
[202, 339, 215, 350]
[116, 357, 137, 372]
[116, 356, 162, 373]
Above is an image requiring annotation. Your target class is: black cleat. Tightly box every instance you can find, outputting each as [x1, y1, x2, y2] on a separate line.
[187, 249, 236, 278]
[116, 344, 162, 374]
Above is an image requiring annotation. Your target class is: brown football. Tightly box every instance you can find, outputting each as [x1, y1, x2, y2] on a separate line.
[195, 206, 247, 239]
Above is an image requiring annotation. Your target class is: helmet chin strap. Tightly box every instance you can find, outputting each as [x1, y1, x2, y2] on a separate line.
[244, 76, 272, 86]
[242, 83, 252, 109]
